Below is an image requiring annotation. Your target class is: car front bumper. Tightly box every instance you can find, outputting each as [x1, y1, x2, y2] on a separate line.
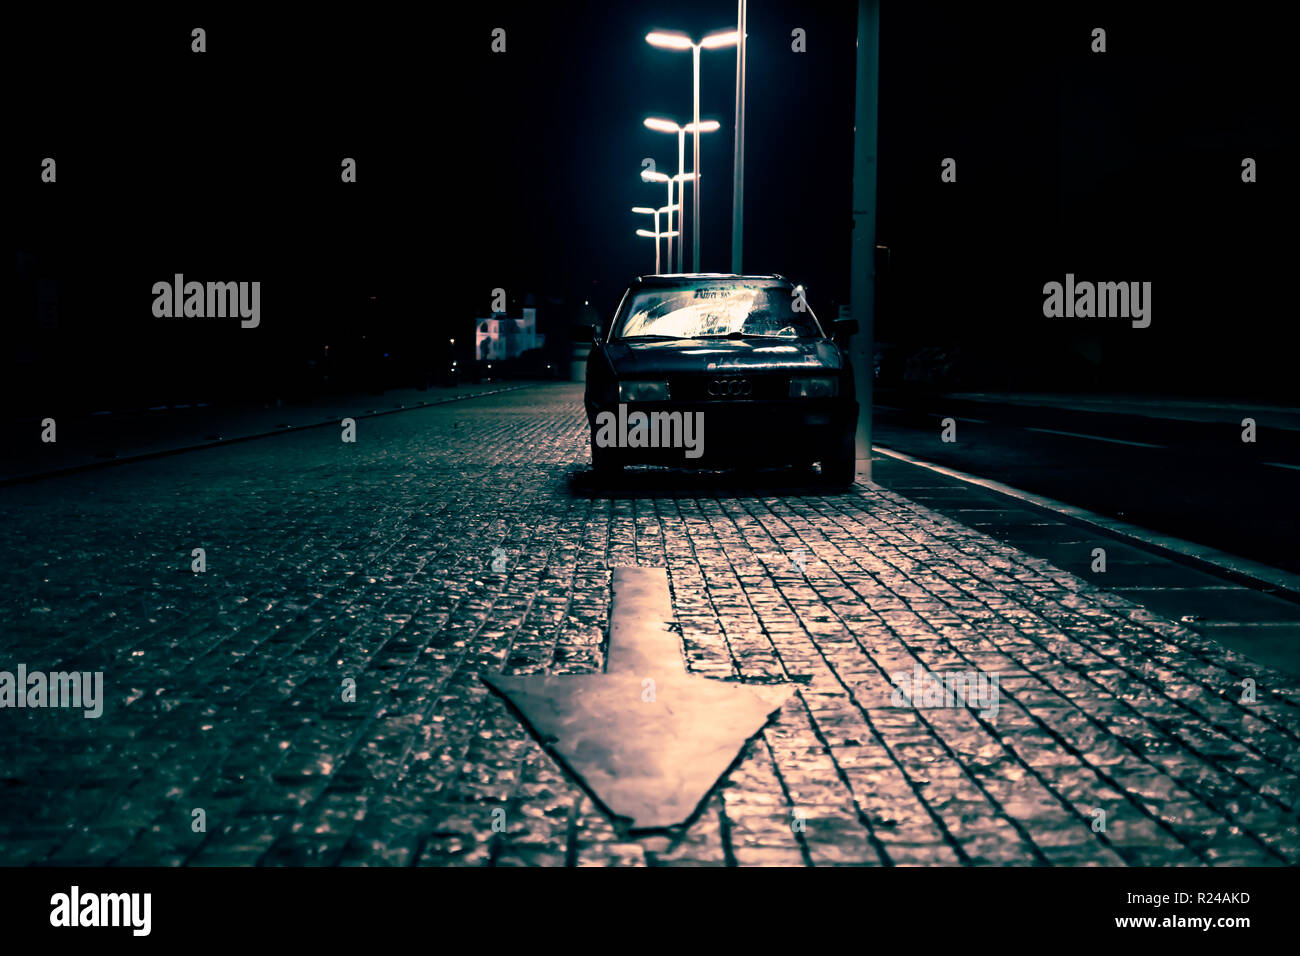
[585, 398, 857, 468]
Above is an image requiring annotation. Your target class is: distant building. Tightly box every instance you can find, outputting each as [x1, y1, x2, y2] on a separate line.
[475, 307, 544, 361]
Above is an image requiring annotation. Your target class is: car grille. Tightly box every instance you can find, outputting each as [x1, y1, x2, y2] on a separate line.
[670, 373, 790, 401]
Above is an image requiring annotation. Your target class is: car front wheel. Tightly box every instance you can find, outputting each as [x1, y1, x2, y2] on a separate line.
[591, 441, 623, 477]
[819, 431, 857, 488]
[819, 454, 854, 487]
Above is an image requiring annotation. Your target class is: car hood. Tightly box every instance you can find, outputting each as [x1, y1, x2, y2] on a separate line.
[606, 338, 843, 376]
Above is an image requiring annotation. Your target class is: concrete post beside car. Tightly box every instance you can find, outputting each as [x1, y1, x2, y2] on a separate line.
[848, 0, 880, 481]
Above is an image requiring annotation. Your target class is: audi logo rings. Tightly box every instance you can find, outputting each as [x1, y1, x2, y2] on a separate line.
[707, 378, 752, 397]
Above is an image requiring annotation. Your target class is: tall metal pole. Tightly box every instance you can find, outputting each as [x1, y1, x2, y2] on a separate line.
[731, 0, 747, 274]
[664, 181, 674, 262]
[666, 180, 674, 272]
[849, 0, 879, 480]
[653, 210, 662, 273]
[677, 131, 687, 271]
[692, 44, 702, 272]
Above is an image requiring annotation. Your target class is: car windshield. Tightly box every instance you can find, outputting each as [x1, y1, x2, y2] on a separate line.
[613, 282, 823, 339]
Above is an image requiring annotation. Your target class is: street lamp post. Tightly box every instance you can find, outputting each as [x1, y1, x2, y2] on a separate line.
[642, 169, 694, 272]
[644, 117, 720, 273]
[645, 29, 739, 272]
[849, 0, 880, 480]
[633, 205, 679, 273]
[677, 128, 686, 271]
[732, 0, 748, 274]
[635, 228, 662, 274]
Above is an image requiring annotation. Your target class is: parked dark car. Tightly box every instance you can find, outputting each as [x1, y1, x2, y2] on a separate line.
[585, 274, 859, 484]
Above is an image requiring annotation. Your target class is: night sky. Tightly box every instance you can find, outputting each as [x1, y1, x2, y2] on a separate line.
[8, 2, 1295, 411]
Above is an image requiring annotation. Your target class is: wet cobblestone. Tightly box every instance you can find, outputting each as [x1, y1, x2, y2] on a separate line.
[1, 384, 1297, 865]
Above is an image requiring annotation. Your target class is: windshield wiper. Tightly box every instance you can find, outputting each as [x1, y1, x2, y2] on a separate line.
[621, 331, 808, 341]
[695, 331, 797, 339]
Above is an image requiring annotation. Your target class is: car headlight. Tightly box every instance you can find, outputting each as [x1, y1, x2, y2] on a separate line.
[619, 380, 671, 401]
[789, 376, 838, 398]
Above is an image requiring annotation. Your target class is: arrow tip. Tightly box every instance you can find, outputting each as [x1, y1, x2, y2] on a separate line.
[484, 673, 791, 831]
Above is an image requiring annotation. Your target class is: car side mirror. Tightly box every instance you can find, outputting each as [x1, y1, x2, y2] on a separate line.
[591, 325, 603, 345]
[833, 318, 859, 338]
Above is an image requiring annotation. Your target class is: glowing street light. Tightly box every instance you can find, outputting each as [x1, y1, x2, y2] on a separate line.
[634, 205, 679, 273]
[645, 29, 739, 271]
[635, 221, 680, 274]
[644, 117, 720, 272]
[641, 168, 694, 271]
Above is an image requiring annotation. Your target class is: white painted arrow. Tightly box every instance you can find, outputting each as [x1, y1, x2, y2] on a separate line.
[483, 567, 792, 831]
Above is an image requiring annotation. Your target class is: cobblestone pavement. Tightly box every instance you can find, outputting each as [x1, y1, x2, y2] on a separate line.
[2, 383, 1298, 866]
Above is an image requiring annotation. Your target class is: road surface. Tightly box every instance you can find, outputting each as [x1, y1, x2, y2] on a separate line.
[2, 384, 1297, 866]
[873, 391, 1300, 574]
